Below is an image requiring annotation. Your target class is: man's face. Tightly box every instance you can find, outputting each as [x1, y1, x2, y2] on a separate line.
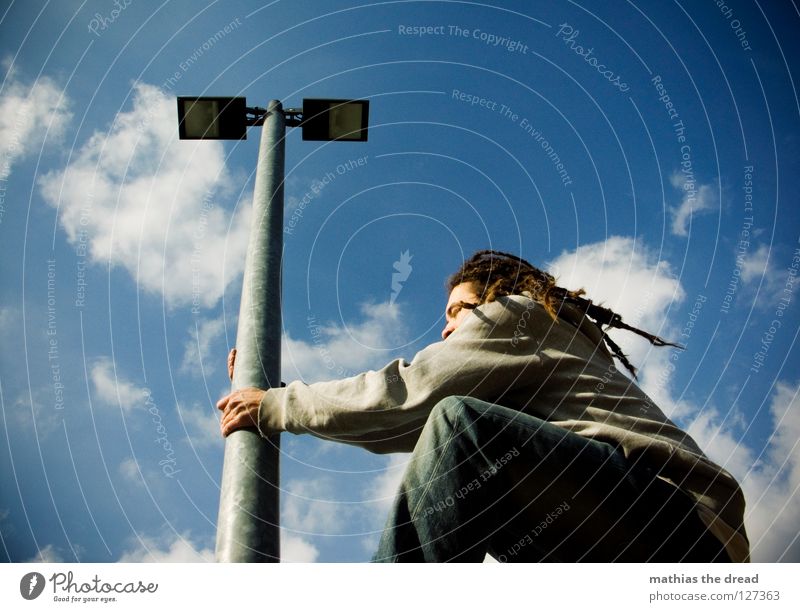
[441, 282, 481, 340]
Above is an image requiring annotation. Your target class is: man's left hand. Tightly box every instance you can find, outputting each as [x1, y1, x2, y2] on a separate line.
[217, 388, 265, 437]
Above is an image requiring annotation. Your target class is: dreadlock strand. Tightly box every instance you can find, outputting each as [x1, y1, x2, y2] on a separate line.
[599, 331, 638, 379]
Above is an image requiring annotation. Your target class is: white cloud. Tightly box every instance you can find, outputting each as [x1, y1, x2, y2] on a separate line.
[25, 544, 66, 563]
[93, 351, 222, 448]
[282, 456, 411, 561]
[358, 454, 410, 555]
[38, 82, 251, 308]
[685, 409, 756, 487]
[181, 315, 227, 376]
[90, 357, 146, 412]
[284, 173, 305, 211]
[740, 244, 770, 284]
[669, 173, 716, 237]
[285, 172, 340, 214]
[282, 300, 408, 384]
[738, 244, 797, 309]
[282, 478, 347, 534]
[281, 533, 320, 562]
[547, 235, 684, 375]
[117, 531, 214, 562]
[118, 531, 319, 563]
[685, 382, 800, 562]
[741, 382, 800, 561]
[548, 236, 693, 418]
[119, 457, 144, 486]
[0, 63, 71, 179]
[179, 401, 223, 449]
[0, 306, 16, 335]
[365, 454, 409, 514]
[9, 388, 62, 439]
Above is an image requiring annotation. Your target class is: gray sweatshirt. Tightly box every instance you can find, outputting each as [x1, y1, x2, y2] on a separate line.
[258, 294, 749, 561]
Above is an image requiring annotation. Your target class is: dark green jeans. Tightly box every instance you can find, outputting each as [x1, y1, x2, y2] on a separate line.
[373, 396, 729, 562]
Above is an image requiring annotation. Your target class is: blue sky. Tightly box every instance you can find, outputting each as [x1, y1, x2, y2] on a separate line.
[0, 0, 798, 563]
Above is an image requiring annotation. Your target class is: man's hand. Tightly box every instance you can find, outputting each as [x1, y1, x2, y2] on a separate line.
[217, 387, 265, 437]
[227, 348, 236, 382]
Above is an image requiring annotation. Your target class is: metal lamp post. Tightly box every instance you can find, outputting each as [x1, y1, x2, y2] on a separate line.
[177, 96, 369, 562]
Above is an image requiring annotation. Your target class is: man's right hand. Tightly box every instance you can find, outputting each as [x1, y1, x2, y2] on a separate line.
[217, 387, 265, 437]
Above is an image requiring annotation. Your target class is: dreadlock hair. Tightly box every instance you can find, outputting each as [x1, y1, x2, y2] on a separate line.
[445, 249, 683, 378]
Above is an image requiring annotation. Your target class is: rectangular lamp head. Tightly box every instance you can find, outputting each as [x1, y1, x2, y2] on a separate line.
[301, 99, 369, 142]
[177, 96, 247, 140]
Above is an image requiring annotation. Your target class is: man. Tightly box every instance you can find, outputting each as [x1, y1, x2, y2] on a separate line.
[217, 250, 749, 562]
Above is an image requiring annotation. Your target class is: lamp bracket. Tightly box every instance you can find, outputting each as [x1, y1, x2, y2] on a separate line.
[246, 106, 303, 128]
[283, 108, 303, 127]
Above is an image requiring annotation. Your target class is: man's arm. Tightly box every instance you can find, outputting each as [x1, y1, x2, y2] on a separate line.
[218, 297, 547, 452]
[282, 300, 546, 451]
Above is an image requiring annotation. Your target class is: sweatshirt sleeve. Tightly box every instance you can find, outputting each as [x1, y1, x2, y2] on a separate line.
[257, 298, 546, 453]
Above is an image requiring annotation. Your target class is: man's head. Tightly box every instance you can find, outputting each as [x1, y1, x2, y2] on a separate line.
[441, 250, 584, 340]
[441, 281, 481, 340]
[442, 250, 679, 378]
[446, 250, 560, 302]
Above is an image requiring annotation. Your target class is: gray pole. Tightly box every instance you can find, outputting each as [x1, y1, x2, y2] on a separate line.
[216, 100, 285, 562]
